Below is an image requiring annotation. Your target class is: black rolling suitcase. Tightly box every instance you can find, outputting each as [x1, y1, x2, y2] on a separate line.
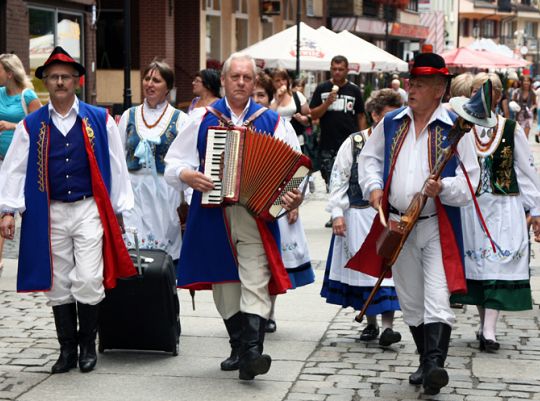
[98, 228, 180, 355]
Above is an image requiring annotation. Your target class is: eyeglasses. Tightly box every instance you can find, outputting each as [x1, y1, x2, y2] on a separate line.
[192, 78, 203, 84]
[43, 74, 79, 83]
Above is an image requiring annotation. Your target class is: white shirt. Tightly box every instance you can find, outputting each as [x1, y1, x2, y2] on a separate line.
[164, 98, 299, 192]
[0, 97, 134, 213]
[359, 105, 480, 215]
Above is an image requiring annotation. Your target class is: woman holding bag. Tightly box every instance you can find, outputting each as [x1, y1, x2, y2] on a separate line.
[0, 53, 41, 274]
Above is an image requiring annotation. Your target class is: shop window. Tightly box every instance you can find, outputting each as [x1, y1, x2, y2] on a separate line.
[481, 20, 495, 38]
[29, 7, 84, 101]
[206, 15, 221, 61]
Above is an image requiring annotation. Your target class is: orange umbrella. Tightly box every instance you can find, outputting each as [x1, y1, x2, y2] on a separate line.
[440, 47, 529, 69]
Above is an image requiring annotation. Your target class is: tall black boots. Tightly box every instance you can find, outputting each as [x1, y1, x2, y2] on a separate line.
[422, 322, 451, 395]
[51, 302, 99, 374]
[408, 324, 424, 385]
[220, 312, 243, 371]
[77, 303, 99, 373]
[238, 313, 271, 380]
[51, 303, 78, 374]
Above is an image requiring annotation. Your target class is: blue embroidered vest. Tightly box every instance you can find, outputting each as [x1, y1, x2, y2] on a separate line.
[18, 102, 111, 291]
[125, 106, 180, 174]
[177, 99, 281, 287]
[382, 107, 464, 258]
[48, 120, 93, 201]
[347, 131, 369, 207]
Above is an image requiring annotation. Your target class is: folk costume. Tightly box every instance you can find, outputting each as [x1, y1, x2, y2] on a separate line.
[346, 53, 486, 396]
[451, 113, 540, 349]
[118, 100, 191, 259]
[164, 96, 299, 380]
[321, 129, 400, 343]
[0, 47, 135, 374]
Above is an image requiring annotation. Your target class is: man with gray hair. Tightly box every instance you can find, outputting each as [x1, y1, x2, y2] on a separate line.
[165, 52, 303, 380]
[391, 78, 408, 104]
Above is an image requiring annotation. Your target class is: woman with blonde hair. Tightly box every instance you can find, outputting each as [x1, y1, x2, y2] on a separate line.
[449, 72, 473, 98]
[0, 53, 41, 274]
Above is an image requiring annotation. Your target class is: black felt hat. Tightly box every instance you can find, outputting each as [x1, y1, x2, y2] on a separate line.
[409, 53, 452, 78]
[35, 46, 85, 79]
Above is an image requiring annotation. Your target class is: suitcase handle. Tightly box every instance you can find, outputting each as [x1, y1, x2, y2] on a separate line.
[125, 226, 143, 275]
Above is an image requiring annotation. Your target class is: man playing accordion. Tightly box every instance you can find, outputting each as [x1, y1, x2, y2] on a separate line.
[164, 53, 303, 381]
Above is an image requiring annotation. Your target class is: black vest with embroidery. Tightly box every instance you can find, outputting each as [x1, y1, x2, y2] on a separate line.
[483, 119, 519, 195]
[347, 131, 369, 207]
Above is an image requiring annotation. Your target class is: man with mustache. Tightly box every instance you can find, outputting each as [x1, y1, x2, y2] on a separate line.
[0, 46, 135, 374]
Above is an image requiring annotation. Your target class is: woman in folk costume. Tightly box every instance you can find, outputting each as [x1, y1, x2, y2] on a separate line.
[253, 70, 315, 333]
[118, 60, 191, 260]
[321, 89, 402, 346]
[451, 72, 540, 352]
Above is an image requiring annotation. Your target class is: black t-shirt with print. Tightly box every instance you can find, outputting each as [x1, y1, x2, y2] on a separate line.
[310, 80, 365, 152]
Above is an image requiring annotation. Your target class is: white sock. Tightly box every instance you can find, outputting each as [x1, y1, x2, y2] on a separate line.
[381, 311, 394, 330]
[482, 308, 499, 341]
[477, 306, 485, 336]
[366, 315, 378, 328]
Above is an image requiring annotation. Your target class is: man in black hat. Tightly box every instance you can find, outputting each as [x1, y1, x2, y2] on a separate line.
[348, 53, 486, 395]
[0, 46, 135, 374]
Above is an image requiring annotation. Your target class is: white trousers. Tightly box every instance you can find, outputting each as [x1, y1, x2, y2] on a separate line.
[391, 216, 455, 327]
[212, 205, 272, 320]
[46, 198, 104, 307]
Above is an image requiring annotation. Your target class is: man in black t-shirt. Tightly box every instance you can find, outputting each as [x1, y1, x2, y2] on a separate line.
[310, 55, 366, 190]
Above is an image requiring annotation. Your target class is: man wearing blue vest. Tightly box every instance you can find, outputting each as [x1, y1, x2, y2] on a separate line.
[348, 53, 482, 395]
[165, 53, 303, 381]
[0, 47, 135, 374]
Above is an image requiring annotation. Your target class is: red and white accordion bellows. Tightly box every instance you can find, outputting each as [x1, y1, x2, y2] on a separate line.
[202, 126, 312, 221]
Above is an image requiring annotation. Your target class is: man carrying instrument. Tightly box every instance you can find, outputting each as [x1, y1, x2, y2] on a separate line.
[348, 53, 486, 395]
[164, 53, 303, 381]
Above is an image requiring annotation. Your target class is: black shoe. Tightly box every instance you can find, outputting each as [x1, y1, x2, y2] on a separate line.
[51, 304, 78, 374]
[265, 319, 277, 333]
[238, 313, 272, 380]
[359, 324, 379, 341]
[77, 303, 99, 373]
[378, 328, 401, 346]
[479, 334, 500, 353]
[422, 323, 451, 395]
[325, 218, 332, 228]
[409, 324, 424, 385]
[221, 312, 243, 371]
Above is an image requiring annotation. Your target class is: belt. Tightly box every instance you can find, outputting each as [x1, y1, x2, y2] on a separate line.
[388, 205, 437, 220]
[59, 194, 93, 203]
[349, 204, 371, 209]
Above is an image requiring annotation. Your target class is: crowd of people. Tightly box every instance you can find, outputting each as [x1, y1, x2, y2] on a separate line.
[0, 46, 538, 397]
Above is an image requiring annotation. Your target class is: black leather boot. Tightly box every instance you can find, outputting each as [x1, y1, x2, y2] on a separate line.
[77, 303, 99, 373]
[423, 322, 451, 395]
[409, 324, 424, 385]
[51, 304, 78, 374]
[221, 312, 243, 371]
[238, 313, 271, 380]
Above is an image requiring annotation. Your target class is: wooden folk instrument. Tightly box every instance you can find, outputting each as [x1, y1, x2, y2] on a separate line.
[355, 116, 472, 323]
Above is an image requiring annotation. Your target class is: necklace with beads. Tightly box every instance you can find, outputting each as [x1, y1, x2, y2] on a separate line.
[473, 121, 499, 154]
[141, 102, 168, 129]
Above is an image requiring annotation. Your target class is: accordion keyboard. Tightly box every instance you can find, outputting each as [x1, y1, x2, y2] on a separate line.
[202, 129, 227, 205]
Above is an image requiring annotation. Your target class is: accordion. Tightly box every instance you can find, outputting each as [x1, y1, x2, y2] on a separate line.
[201, 126, 312, 221]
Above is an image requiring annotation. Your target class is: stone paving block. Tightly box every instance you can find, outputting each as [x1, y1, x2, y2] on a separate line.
[498, 391, 532, 398]
[464, 396, 502, 401]
[325, 395, 355, 401]
[456, 388, 499, 397]
[285, 393, 326, 401]
[317, 387, 355, 396]
[302, 367, 337, 375]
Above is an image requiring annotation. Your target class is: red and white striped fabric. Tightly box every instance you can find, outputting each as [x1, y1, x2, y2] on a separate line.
[420, 11, 445, 54]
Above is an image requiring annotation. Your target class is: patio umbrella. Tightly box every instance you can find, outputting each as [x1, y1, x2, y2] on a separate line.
[440, 47, 528, 69]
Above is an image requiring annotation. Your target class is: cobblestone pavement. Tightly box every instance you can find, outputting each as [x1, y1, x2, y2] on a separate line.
[1, 135, 540, 400]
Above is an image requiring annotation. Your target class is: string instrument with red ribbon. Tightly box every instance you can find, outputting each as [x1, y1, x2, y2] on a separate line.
[354, 116, 474, 323]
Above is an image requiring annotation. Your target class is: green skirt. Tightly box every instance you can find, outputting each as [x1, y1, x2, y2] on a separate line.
[451, 279, 533, 311]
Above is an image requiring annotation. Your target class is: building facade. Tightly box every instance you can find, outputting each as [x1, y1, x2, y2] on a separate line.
[458, 0, 540, 73]
[0, 0, 97, 103]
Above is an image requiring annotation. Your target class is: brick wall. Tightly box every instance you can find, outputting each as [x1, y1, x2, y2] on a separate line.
[174, 0, 200, 107]
[5, 0, 28, 67]
[139, 0, 175, 71]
